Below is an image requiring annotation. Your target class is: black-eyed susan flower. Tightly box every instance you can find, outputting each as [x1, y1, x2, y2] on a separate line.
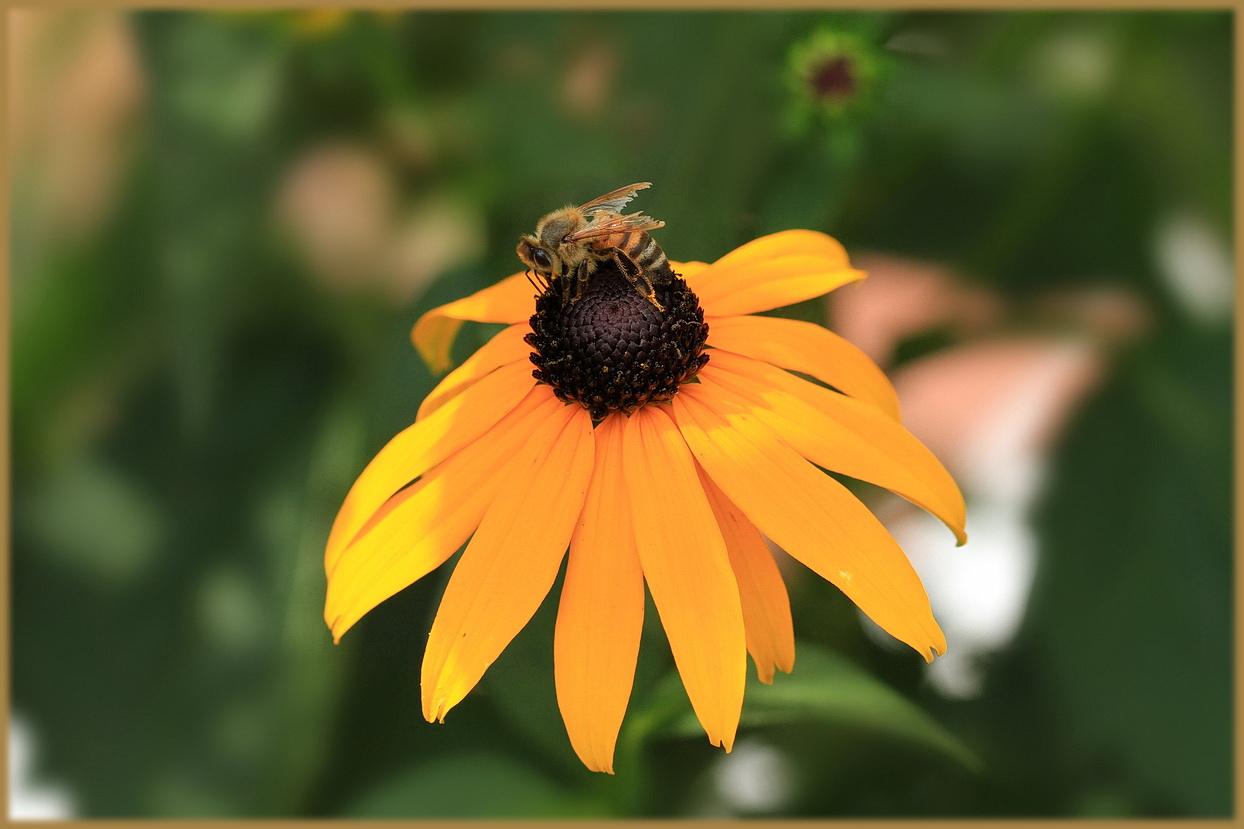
[324, 223, 966, 774]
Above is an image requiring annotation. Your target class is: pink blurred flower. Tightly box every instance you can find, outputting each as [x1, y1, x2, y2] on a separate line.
[830, 253, 1147, 696]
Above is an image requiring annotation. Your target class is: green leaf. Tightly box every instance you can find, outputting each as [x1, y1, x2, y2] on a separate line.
[1028, 329, 1231, 815]
[22, 459, 165, 589]
[647, 643, 978, 772]
[341, 752, 604, 818]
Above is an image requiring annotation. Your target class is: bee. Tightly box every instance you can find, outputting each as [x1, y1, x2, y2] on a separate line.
[516, 181, 675, 311]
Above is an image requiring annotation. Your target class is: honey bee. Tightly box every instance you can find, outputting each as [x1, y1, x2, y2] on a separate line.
[516, 181, 675, 311]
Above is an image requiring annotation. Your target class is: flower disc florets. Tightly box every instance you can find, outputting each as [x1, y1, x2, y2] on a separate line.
[525, 264, 710, 421]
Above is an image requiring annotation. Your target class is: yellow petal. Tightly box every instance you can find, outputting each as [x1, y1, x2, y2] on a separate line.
[622, 406, 746, 752]
[417, 323, 532, 421]
[325, 387, 561, 642]
[421, 403, 595, 722]
[412, 271, 538, 373]
[705, 314, 901, 420]
[673, 387, 946, 661]
[672, 260, 709, 282]
[697, 258, 865, 318]
[554, 416, 644, 774]
[696, 464, 795, 685]
[705, 350, 966, 545]
[324, 361, 535, 574]
[692, 230, 865, 317]
[711, 229, 850, 271]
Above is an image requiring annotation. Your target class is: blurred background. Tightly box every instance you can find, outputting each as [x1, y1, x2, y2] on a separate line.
[9, 9, 1232, 818]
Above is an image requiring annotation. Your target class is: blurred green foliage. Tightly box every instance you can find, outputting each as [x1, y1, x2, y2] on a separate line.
[10, 9, 1232, 818]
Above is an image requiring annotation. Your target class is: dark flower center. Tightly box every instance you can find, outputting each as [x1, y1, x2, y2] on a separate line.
[525, 264, 710, 421]
[811, 56, 855, 99]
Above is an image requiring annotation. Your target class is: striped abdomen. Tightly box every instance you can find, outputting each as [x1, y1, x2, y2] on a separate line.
[594, 230, 673, 285]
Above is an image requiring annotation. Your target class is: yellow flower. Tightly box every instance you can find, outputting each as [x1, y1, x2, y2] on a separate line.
[324, 229, 966, 773]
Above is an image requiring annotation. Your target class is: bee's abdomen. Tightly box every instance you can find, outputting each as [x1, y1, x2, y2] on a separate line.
[622, 232, 673, 283]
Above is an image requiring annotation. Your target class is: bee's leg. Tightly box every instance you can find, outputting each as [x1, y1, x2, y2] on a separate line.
[568, 261, 590, 304]
[612, 250, 665, 312]
[577, 261, 593, 303]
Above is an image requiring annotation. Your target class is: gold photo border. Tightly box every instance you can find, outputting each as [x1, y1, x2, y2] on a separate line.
[2, 2, 1239, 828]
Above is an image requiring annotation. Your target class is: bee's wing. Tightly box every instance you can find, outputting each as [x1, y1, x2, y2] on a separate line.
[564, 211, 665, 242]
[577, 182, 653, 217]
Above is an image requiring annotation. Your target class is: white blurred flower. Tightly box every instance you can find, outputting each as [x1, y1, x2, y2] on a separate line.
[707, 738, 796, 815]
[1154, 211, 1234, 324]
[9, 715, 75, 820]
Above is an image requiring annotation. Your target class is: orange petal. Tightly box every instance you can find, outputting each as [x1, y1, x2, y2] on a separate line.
[622, 406, 746, 752]
[412, 271, 538, 373]
[325, 387, 561, 642]
[554, 416, 644, 774]
[673, 387, 946, 661]
[696, 464, 795, 684]
[324, 361, 535, 574]
[692, 231, 865, 317]
[712, 229, 851, 271]
[421, 403, 595, 722]
[705, 350, 966, 545]
[705, 314, 901, 420]
[672, 260, 709, 282]
[417, 323, 532, 421]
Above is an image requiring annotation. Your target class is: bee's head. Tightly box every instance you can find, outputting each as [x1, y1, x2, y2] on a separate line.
[516, 234, 558, 276]
[519, 207, 588, 275]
